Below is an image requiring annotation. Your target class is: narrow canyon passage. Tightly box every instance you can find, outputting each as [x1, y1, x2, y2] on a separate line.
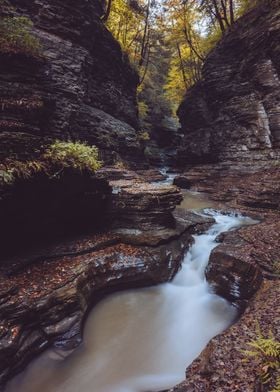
[0, 1, 279, 390]
[5, 191, 257, 392]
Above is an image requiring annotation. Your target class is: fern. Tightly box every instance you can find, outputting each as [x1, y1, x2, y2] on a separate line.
[0, 15, 41, 56]
[43, 141, 102, 173]
[243, 327, 280, 391]
[0, 141, 102, 186]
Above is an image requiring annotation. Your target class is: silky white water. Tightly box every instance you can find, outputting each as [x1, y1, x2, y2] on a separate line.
[6, 206, 256, 392]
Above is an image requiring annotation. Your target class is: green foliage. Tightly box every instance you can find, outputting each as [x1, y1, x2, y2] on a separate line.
[0, 141, 102, 186]
[106, 0, 263, 129]
[0, 160, 45, 186]
[138, 100, 149, 122]
[273, 260, 280, 275]
[243, 326, 280, 391]
[0, 15, 41, 56]
[44, 141, 102, 173]
[106, 0, 145, 67]
[138, 131, 150, 141]
[138, 34, 175, 130]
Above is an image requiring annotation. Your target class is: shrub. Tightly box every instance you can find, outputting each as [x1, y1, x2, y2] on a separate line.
[0, 160, 45, 186]
[0, 141, 102, 186]
[243, 326, 280, 391]
[138, 101, 149, 121]
[44, 141, 102, 173]
[0, 15, 41, 56]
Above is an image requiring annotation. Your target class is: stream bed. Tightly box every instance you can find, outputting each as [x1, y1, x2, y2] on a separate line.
[6, 189, 256, 392]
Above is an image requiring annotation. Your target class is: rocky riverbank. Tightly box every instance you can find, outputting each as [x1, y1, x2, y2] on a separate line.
[0, 168, 214, 388]
[169, 280, 279, 392]
[170, 166, 280, 391]
[172, 1, 280, 388]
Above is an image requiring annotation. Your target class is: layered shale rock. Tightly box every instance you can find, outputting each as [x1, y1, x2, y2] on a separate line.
[169, 281, 280, 392]
[168, 212, 280, 392]
[171, 168, 280, 392]
[177, 0, 280, 166]
[174, 166, 280, 212]
[173, 4, 280, 383]
[0, 172, 214, 387]
[0, 0, 144, 166]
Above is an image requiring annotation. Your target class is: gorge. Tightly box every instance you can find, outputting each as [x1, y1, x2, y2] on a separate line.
[0, 0, 279, 392]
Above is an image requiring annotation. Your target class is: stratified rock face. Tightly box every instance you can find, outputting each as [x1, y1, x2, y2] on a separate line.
[169, 281, 280, 392]
[178, 0, 280, 165]
[0, 195, 213, 387]
[0, 0, 144, 166]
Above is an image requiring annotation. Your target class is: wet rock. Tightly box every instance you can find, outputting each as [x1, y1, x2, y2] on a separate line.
[113, 209, 214, 247]
[173, 176, 191, 189]
[177, 0, 280, 166]
[0, 209, 213, 387]
[176, 166, 280, 215]
[170, 2, 280, 391]
[109, 179, 183, 231]
[96, 167, 167, 183]
[136, 169, 167, 183]
[206, 247, 263, 304]
[169, 280, 280, 392]
[168, 209, 280, 392]
[0, 161, 215, 387]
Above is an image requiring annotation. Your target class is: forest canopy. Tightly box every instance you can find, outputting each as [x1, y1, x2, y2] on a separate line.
[104, 0, 259, 132]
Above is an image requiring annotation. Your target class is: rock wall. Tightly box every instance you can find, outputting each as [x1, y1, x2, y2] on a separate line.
[0, 0, 144, 166]
[0, 168, 213, 386]
[177, 0, 280, 166]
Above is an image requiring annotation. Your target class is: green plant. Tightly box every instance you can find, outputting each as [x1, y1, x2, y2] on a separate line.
[0, 15, 41, 56]
[273, 260, 280, 275]
[112, 160, 128, 170]
[138, 101, 149, 121]
[243, 326, 280, 391]
[43, 140, 102, 173]
[0, 141, 102, 186]
[138, 131, 150, 142]
[0, 160, 45, 186]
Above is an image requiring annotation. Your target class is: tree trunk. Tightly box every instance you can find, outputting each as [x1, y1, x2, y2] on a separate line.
[102, 0, 113, 22]
[139, 0, 150, 66]
[211, 0, 226, 34]
[229, 0, 235, 25]
[139, 43, 151, 85]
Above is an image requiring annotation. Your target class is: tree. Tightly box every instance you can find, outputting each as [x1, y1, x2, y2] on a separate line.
[104, 0, 260, 129]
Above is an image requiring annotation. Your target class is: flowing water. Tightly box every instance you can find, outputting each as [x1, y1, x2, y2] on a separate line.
[6, 179, 256, 392]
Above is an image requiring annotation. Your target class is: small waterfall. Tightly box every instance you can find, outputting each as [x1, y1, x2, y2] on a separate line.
[6, 211, 256, 392]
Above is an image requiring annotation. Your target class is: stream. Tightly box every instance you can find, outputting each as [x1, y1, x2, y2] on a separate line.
[6, 173, 256, 392]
